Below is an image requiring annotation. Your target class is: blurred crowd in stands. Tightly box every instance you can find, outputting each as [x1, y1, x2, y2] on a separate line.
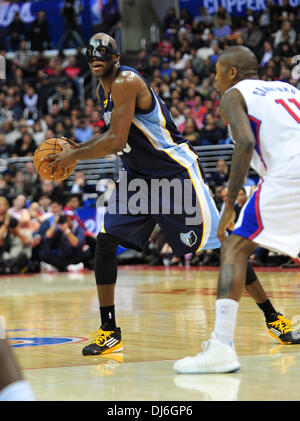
[0, 1, 298, 273]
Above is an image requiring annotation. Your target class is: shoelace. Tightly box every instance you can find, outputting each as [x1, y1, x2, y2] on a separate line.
[89, 329, 114, 346]
[269, 316, 293, 334]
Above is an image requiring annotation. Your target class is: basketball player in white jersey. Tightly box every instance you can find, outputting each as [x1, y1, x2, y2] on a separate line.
[174, 45, 300, 374]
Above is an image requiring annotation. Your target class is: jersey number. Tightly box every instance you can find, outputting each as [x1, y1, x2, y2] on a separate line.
[275, 98, 300, 123]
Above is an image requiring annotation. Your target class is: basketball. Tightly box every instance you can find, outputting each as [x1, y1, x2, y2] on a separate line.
[33, 137, 77, 182]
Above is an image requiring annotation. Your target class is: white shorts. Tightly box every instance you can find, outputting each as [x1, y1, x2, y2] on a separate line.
[233, 176, 300, 258]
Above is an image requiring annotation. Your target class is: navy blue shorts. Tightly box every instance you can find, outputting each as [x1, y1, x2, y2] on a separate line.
[100, 160, 221, 256]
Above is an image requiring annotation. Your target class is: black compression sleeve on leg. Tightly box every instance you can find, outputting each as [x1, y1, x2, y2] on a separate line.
[245, 260, 258, 286]
[95, 233, 120, 285]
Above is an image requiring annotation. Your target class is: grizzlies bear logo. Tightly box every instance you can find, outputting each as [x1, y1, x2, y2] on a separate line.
[180, 231, 197, 248]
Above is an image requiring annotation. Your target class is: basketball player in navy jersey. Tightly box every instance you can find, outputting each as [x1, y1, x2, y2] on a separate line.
[45, 34, 299, 356]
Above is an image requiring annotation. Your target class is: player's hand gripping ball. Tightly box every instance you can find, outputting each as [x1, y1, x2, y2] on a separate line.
[33, 137, 78, 181]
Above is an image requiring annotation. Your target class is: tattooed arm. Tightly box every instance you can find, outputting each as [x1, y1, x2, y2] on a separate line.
[217, 88, 255, 242]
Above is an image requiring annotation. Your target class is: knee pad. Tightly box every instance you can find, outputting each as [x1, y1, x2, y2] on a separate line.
[95, 233, 120, 285]
[96, 232, 120, 254]
[245, 261, 257, 286]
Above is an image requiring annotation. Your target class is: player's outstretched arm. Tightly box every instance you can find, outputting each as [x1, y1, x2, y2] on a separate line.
[217, 89, 255, 242]
[44, 73, 139, 171]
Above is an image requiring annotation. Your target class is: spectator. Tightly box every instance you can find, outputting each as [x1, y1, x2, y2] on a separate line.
[64, 194, 96, 265]
[39, 210, 85, 272]
[33, 179, 56, 203]
[37, 194, 52, 217]
[69, 170, 94, 194]
[209, 159, 229, 191]
[48, 104, 63, 124]
[243, 21, 263, 53]
[74, 119, 93, 143]
[0, 135, 13, 160]
[31, 121, 45, 145]
[8, 194, 30, 227]
[52, 180, 69, 204]
[2, 122, 20, 146]
[3, 96, 23, 121]
[275, 37, 294, 58]
[274, 20, 296, 48]
[160, 58, 173, 81]
[0, 197, 9, 226]
[259, 40, 273, 66]
[198, 77, 212, 98]
[75, 46, 90, 75]
[54, 122, 68, 139]
[214, 185, 224, 212]
[31, 198, 63, 258]
[43, 114, 56, 132]
[100, 0, 121, 36]
[135, 50, 150, 77]
[259, 8, 271, 29]
[197, 112, 225, 145]
[14, 40, 33, 68]
[170, 51, 187, 71]
[23, 162, 39, 192]
[182, 118, 200, 144]
[178, 8, 193, 27]
[64, 56, 81, 79]
[23, 86, 38, 119]
[163, 7, 178, 30]
[8, 12, 27, 51]
[28, 10, 50, 51]
[0, 215, 32, 274]
[27, 202, 42, 233]
[213, 6, 232, 27]
[59, 99, 72, 118]
[90, 110, 105, 131]
[14, 171, 32, 197]
[12, 132, 36, 157]
[157, 37, 173, 57]
[213, 15, 232, 40]
[170, 106, 185, 130]
[234, 187, 248, 221]
[191, 95, 208, 126]
[193, 6, 213, 26]
[58, 0, 85, 49]
[36, 74, 55, 115]
[1, 171, 15, 201]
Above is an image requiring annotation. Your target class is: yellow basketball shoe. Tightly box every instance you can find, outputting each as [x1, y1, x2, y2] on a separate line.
[267, 314, 300, 344]
[82, 324, 123, 356]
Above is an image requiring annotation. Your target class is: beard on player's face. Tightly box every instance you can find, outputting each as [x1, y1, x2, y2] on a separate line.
[90, 58, 117, 79]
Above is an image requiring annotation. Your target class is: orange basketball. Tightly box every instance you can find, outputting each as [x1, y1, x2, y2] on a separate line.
[33, 138, 77, 181]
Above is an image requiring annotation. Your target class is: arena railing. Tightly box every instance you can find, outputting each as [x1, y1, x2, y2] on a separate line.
[5, 144, 257, 192]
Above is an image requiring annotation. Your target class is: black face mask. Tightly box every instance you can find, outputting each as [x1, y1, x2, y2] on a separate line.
[86, 39, 119, 63]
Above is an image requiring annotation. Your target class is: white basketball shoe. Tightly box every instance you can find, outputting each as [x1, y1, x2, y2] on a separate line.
[173, 332, 241, 374]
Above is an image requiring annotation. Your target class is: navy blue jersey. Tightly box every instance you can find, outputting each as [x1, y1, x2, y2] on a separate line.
[97, 65, 199, 177]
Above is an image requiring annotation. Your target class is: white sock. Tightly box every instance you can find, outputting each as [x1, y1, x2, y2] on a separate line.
[0, 315, 5, 339]
[214, 298, 239, 345]
[0, 380, 36, 401]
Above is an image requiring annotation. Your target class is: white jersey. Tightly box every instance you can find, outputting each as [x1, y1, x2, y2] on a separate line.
[227, 79, 300, 179]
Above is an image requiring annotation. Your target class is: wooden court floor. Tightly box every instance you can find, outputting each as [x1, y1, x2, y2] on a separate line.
[1, 265, 300, 401]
